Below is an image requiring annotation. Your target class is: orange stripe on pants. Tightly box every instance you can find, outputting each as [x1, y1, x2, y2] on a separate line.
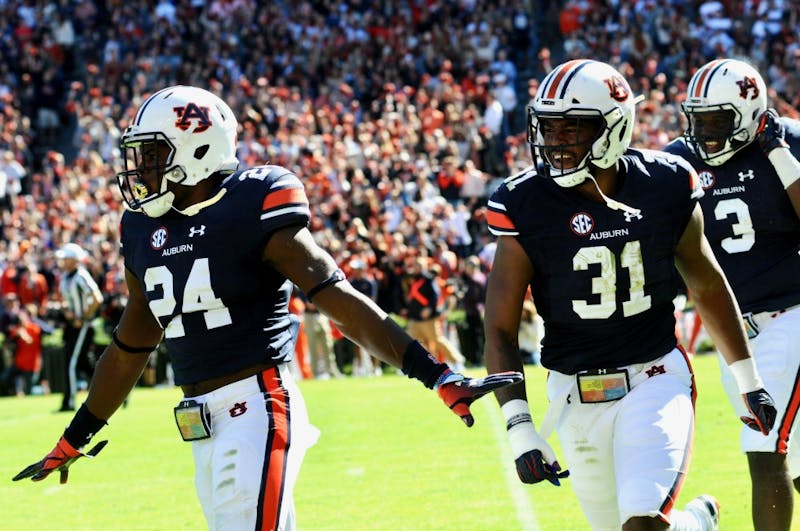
[256, 367, 291, 530]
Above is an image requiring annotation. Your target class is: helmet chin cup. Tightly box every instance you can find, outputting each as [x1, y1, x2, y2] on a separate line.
[140, 191, 175, 217]
[552, 166, 591, 187]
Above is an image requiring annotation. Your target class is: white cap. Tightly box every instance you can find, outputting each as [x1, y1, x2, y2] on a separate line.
[56, 243, 86, 261]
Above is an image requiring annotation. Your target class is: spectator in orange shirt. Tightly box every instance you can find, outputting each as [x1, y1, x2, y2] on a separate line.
[436, 156, 465, 205]
[17, 261, 49, 314]
[1, 304, 43, 396]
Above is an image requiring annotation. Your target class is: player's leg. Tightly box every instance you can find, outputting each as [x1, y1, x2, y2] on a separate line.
[550, 370, 621, 530]
[719, 308, 800, 531]
[198, 365, 319, 530]
[614, 350, 696, 530]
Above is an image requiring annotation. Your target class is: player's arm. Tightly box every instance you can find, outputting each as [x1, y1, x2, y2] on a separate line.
[756, 109, 800, 218]
[263, 224, 521, 427]
[13, 268, 162, 484]
[484, 235, 530, 403]
[83, 267, 163, 419]
[484, 235, 568, 486]
[675, 204, 776, 434]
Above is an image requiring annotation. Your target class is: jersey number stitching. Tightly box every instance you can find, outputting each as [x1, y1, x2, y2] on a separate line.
[572, 240, 652, 319]
[144, 258, 232, 338]
[715, 198, 754, 254]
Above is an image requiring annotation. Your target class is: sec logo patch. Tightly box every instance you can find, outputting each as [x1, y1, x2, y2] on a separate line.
[699, 171, 715, 190]
[570, 212, 594, 236]
[151, 227, 168, 250]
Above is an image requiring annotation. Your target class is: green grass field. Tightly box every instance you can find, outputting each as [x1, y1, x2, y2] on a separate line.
[0, 353, 794, 530]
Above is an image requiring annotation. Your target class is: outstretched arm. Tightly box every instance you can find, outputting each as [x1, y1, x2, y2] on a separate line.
[13, 267, 163, 484]
[264, 225, 521, 426]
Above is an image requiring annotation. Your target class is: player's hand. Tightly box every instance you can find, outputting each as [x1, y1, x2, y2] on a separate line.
[511, 421, 569, 486]
[756, 108, 788, 154]
[740, 388, 777, 436]
[436, 369, 523, 427]
[12, 436, 108, 484]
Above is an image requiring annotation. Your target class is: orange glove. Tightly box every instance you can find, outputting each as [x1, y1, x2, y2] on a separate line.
[436, 369, 523, 427]
[13, 436, 108, 484]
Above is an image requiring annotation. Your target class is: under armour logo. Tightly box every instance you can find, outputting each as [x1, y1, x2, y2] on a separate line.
[645, 365, 666, 377]
[738, 170, 754, 182]
[189, 225, 206, 237]
[229, 402, 247, 418]
[624, 211, 643, 222]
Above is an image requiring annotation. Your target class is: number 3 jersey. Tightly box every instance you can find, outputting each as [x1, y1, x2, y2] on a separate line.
[487, 150, 702, 374]
[665, 121, 800, 314]
[120, 165, 310, 385]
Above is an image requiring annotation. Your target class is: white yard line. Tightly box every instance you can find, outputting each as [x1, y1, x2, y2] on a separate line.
[482, 398, 541, 531]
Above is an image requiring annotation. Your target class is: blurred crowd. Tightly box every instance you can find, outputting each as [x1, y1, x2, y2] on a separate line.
[0, 0, 797, 393]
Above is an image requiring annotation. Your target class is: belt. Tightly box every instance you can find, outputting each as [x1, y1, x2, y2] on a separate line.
[742, 304, 800, 339]
[181, 362, 276, 397]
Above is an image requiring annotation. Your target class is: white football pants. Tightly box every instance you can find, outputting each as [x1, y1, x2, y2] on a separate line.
[190, 364, 319, 530]
[547, 348, 695, 530]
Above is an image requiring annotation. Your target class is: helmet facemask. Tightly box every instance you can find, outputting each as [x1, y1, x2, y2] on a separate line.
[117, 133, 184, 217]
[528, 106, 607, 187]
[682, 106, 745, 166]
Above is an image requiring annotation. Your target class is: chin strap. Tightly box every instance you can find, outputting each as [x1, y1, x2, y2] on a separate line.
[174, 189, 227, 216]
[585, 174, 642, 217]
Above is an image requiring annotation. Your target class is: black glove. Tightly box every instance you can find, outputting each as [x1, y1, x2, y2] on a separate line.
[740, 388, 777, 436]
[756, 109, 788, 154]
[13, 436, 108, 484]
[437, 370, 523, 427]
[515, 448, 570, 487]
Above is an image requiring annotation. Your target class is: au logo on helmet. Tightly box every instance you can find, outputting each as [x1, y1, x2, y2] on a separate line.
[736, 76, 760, 100]
[604, 75, 629, 102]
[173, 102, 212, 133]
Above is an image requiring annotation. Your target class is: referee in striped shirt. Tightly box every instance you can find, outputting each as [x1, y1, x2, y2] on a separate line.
[55, 243, 103, 412]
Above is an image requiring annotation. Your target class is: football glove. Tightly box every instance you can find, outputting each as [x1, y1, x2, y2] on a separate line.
[740, 388, 777, 436]
[756, 108, 788, 154]
[436, 369, 523, 427]
[13, 436, 108, 484]
[503, 404, 569, 486]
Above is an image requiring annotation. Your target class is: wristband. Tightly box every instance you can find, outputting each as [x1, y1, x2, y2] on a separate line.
[767, 147, 800, 189]
[401, 340, 448, 389]
[63, 403, 107, 449]
[501, 399, 537, 459]
[728, 358, 764, 394]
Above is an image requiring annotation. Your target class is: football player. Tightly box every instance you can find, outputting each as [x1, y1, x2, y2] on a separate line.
[484, 59, 776, 530]
[665, 58, 800, 531]
[12, 86, 522, 530]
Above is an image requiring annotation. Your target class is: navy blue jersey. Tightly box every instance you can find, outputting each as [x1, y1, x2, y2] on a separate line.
[120, 165, 310, 385]
[487, 150, 702, 374]
[665, 120, 800, 313]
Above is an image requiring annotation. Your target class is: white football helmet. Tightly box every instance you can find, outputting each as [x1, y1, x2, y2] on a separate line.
[528, 59, 636, 187]
[117, 85, 239, 217]
[682, 59, 767, 166]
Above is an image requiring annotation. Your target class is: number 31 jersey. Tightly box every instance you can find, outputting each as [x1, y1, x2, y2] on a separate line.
[665, 123, 800, 314]
[487, 150, 701, 374]
[120, 165, 310, 385]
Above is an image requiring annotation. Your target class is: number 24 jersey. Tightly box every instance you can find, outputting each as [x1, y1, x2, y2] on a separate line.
[120, 165, 310, 385]
[487, 150, 701, 374]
